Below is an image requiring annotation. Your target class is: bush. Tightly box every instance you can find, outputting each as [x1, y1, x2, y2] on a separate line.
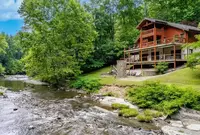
[144, 109, 163, 118]
[71, 77, 102, 93]
[127, 82, 200, 115]
[0, 91, 3, 96]
[111, 103, 129, 110]
[0, 64, 5, 74]
[137, 114, 153, 122]
[155, 62, 168, 74]
[119, 108, 139, 117]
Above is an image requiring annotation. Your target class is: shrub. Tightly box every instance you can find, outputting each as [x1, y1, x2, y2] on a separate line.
[71, 77, 102, 93]
[144, 109, 163, 118]
[0, 91, 3, 96]
[137, 114, 153, 122]
[155, 62, 168, 74]
[0, 64, 5, 74]
[127, 82, 200, 115]
[111, 103, 129, 110]
[119, 108, 139, 117]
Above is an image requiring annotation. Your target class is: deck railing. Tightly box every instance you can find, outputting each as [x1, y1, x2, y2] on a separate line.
[141, 36, 186, 48]
[141, 28, 163, 37]
[141, 28, 154, 35]
[126, 53, 183, 63]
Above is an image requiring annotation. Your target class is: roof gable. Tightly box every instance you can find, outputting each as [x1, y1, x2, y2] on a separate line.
[137, 18, 200, 32]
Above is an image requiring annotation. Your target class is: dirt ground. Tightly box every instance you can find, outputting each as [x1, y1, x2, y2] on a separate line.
[98, 85, 127, 98]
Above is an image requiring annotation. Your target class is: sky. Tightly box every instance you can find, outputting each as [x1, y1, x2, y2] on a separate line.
[0, 0, 23, 35]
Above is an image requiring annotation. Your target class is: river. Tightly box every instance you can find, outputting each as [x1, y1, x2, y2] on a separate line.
[0, 75, 162, 135]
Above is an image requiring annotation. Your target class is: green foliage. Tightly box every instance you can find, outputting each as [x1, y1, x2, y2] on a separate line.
[0, 91, 3, 96]
[128, 82, 200, 115]
[155, 62, 168, 74]
[185, 35, 200, 68]
[0, 64, 5, 74]
[0, 34, 24, 75]
[111, 103, 129, 110]
[0, 34, 8, 54]
[19, 0, 97, 84]
[71, 77, 101, 93]
[118, 108, 139, 117]
[146, 0, 200, 23]
[137, 114, 153, 122]
[143, 109, 163, 118]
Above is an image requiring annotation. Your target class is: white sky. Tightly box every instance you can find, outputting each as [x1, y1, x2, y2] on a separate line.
[0, 0, 23, 21]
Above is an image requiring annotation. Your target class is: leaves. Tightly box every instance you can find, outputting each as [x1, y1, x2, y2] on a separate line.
[19, 0, 97, 84]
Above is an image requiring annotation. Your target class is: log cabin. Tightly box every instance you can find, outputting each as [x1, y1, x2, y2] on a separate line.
[124, 18, 200, 70]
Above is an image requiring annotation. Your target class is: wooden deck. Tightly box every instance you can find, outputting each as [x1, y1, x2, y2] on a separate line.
[126, 59, 186, 65]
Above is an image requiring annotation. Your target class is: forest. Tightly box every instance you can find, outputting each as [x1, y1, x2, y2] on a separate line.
[0, 0, 200, 84]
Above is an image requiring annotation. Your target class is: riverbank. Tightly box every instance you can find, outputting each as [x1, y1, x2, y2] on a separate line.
[92, 90, 200, 135]
[0, 79, 162, 135]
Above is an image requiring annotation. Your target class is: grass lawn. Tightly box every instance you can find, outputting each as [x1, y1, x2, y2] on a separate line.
[147, 67, 200, 90]
[82, 66, 200, 90]
[82, 67, 143, 86]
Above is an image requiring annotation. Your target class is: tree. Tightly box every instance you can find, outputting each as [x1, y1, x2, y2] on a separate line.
[185, 35, 200, 68]
[82, 0, 118, 72]
[115, 0, 142, 51]
[18, 0, 97, 84]
[0, 34, 8, 55]
[146, 0, 200, 25]
[0, 34, 8, 74]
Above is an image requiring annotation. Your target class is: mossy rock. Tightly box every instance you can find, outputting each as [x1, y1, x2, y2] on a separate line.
[111, 103, 129, 110]
[137, 114, 153, 122]
[119, 108, 138, 117]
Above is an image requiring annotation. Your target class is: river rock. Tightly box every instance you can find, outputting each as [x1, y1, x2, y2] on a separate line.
[186, 124, 200, 131]
[170, 120, 183, 128]
[99, 96, 138, 109]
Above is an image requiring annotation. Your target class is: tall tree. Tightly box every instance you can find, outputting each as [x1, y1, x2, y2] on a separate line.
[0, 34, 8, 74]
[146, 0, 200, 25]
[115, 0, 143, 53]
[83, 0, 118, 71]
[18, 0, 97, 84]
[185, 35, 200, 68]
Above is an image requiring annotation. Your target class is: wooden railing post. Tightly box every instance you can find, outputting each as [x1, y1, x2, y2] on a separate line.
[140, 50, 143, 70]
[153, 24, 157, 67]
[174, 45, 176, 70]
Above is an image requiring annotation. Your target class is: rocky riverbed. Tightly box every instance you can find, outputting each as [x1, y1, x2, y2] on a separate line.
[1, 76, 200, 135]
[0, 76, 162, 135]
[92, 94, 200, 135]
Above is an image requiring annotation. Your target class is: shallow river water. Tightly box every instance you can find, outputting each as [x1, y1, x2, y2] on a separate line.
[0, 76, 162, 135]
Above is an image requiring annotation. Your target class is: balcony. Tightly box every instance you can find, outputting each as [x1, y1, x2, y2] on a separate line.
[125, 53, 186, 64]
[141, 37, 186, 48]
[141, 28, 163, 38]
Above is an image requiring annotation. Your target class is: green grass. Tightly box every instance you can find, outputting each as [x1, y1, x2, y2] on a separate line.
[136, 114, 153, 122]
[111, 103, 129, 110]
[82, 67, 143, 86]
[118, 108, 139, 117]
[143, 109, 163, 118]
[82, 66, 200, 90]
[147, 67, 200, 90]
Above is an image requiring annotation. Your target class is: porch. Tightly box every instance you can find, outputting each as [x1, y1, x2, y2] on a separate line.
[124, 43, 188, 69]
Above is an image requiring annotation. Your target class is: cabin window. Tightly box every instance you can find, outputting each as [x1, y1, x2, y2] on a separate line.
[180, 33, 184, 38]
[189, 49, 193, 54]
